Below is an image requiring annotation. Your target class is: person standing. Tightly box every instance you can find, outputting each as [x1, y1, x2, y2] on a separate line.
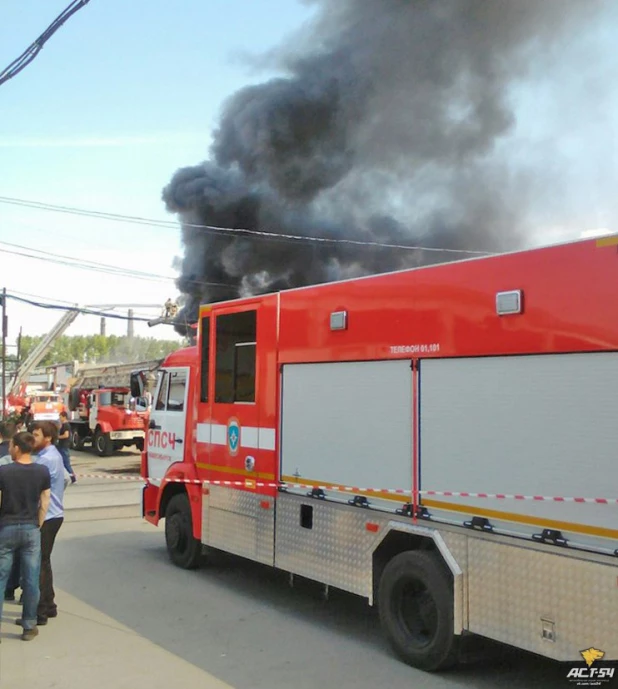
[0, 432, 51, 641]
[31, 421, 65, 624]
[0, 422, 16, 463]
[0, 422, 23, 602]
[57, 412, 76, 483]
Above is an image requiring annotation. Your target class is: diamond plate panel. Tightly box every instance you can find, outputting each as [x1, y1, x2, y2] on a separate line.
[438, 531, 468, 631]
[468, 539, 618, 661]
[208, 509, 257, 560]
[275, 494, 377, 597]
[208, 485, 258, 513]
[202, 486, 274, 564]
[200, 487, 210, 543]
[256, 498, 275, 566]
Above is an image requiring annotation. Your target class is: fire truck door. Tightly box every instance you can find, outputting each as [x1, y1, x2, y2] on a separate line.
[204, 306, 275, 564]
[147, 367, 189, 481]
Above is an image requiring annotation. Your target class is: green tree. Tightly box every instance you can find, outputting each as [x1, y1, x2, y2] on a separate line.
[18, 335, 183, 367]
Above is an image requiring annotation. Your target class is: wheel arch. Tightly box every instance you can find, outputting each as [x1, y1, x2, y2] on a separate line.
[372, 522, 464, 634]
[157, 477, 202, 541]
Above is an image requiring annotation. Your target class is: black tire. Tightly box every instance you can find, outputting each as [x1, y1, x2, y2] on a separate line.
[94, 429, 113, 457]
[164, 494, 202, 569]
[70, 429, 83, 451]
[378, 551, 458, 672]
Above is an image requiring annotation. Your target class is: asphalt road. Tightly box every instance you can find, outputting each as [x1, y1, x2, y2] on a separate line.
[0, 450, 577, 688]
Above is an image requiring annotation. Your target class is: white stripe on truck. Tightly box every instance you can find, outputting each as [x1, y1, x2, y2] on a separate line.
[196, 423, 276, 450]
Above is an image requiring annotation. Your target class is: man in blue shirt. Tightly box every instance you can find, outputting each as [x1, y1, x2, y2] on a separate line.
[31, 421, 65, 625]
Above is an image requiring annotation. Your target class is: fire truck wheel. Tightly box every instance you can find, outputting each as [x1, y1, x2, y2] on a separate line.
[378, 551, 458, 672]
[94, 429, 113, 457]
[70, 430, 83, 451]
[164, 494, 201, 569]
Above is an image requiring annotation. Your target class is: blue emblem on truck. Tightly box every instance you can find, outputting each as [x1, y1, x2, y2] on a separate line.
[228, 419, 240, 455]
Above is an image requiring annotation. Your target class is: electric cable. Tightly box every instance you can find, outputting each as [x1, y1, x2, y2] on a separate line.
[0, 1, 93, 87]
[5, 293, 154, 322]
[0, 195, 494, 256]
[0, 241, 236, 290]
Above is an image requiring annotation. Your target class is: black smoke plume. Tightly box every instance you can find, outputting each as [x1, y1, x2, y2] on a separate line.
[163, 0, 607, 334]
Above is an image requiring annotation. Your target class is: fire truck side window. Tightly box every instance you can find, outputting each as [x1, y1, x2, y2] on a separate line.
[200, 316, 210, 403]
[215, 311, 257, 404]
[155, 372, 169, 411]
[167, 371, 187, 412]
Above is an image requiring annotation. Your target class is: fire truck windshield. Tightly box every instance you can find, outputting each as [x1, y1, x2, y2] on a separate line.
[32, 395, 61, 404]
[98, 391, 128, 407]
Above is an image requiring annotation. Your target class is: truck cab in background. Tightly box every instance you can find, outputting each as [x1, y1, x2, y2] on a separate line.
[68, 386, 147, 456]
[27, 391, 65, 423]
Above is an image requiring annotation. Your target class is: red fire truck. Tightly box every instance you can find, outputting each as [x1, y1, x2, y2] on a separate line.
[68, 386, 147, 456]
[141, 235, 618, 672]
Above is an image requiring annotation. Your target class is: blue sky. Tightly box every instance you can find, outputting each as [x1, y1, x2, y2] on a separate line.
[0, 0, 314, 343]
[0, 0, 616, 348]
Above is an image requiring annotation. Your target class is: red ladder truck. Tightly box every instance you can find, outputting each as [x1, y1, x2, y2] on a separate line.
[141, 235, 618, 673]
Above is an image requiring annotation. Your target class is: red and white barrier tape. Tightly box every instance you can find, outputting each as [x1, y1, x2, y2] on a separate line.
[421, 490, 618, 505]
[73, 474, 618, 505]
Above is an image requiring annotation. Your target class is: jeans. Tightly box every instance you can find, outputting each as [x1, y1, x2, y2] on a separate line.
[39, 517, 63, 619]
[0, 524, 41, 630]
[59, 447, 74, 476]
[6, 555, 20, 593]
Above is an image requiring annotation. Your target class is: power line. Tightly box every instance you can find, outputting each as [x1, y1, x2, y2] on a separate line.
[7, 289, 80, 306]
[6, 290, 180, 324]
[0, 240, 235, 290]
[0, 240, 171, 282]
[0, 0, 93, 87]
[7, 290, 163, 316]
[0, 245, 170, 283]
[5, 293, 154, 322]
[0, 195, 494, 256]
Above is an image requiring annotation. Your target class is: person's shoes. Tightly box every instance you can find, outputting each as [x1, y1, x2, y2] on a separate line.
[47, 609, 57, 618]
[21, 628, 39, 641]
[4, 590, 15, 601]
[15, 616, 47, 626]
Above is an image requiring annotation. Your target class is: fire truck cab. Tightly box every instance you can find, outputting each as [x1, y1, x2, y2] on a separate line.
[69, 386, 147, 456]
[27, 390, 65, 422]
[142, 236, 618, 672]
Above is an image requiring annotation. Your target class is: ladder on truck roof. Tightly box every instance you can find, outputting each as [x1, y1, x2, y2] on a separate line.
[9, 308, 79, 397]
[73, 359, 163, 388]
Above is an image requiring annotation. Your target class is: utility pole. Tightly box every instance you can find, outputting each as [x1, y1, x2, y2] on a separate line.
[100, 317, 106, 337]
[1, 287, 7, 419]
[127, 309, 134, 339]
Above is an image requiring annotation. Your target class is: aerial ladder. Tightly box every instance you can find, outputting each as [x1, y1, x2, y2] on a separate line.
[8, 308, 79, 397]
[8, 300, 172, 399]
